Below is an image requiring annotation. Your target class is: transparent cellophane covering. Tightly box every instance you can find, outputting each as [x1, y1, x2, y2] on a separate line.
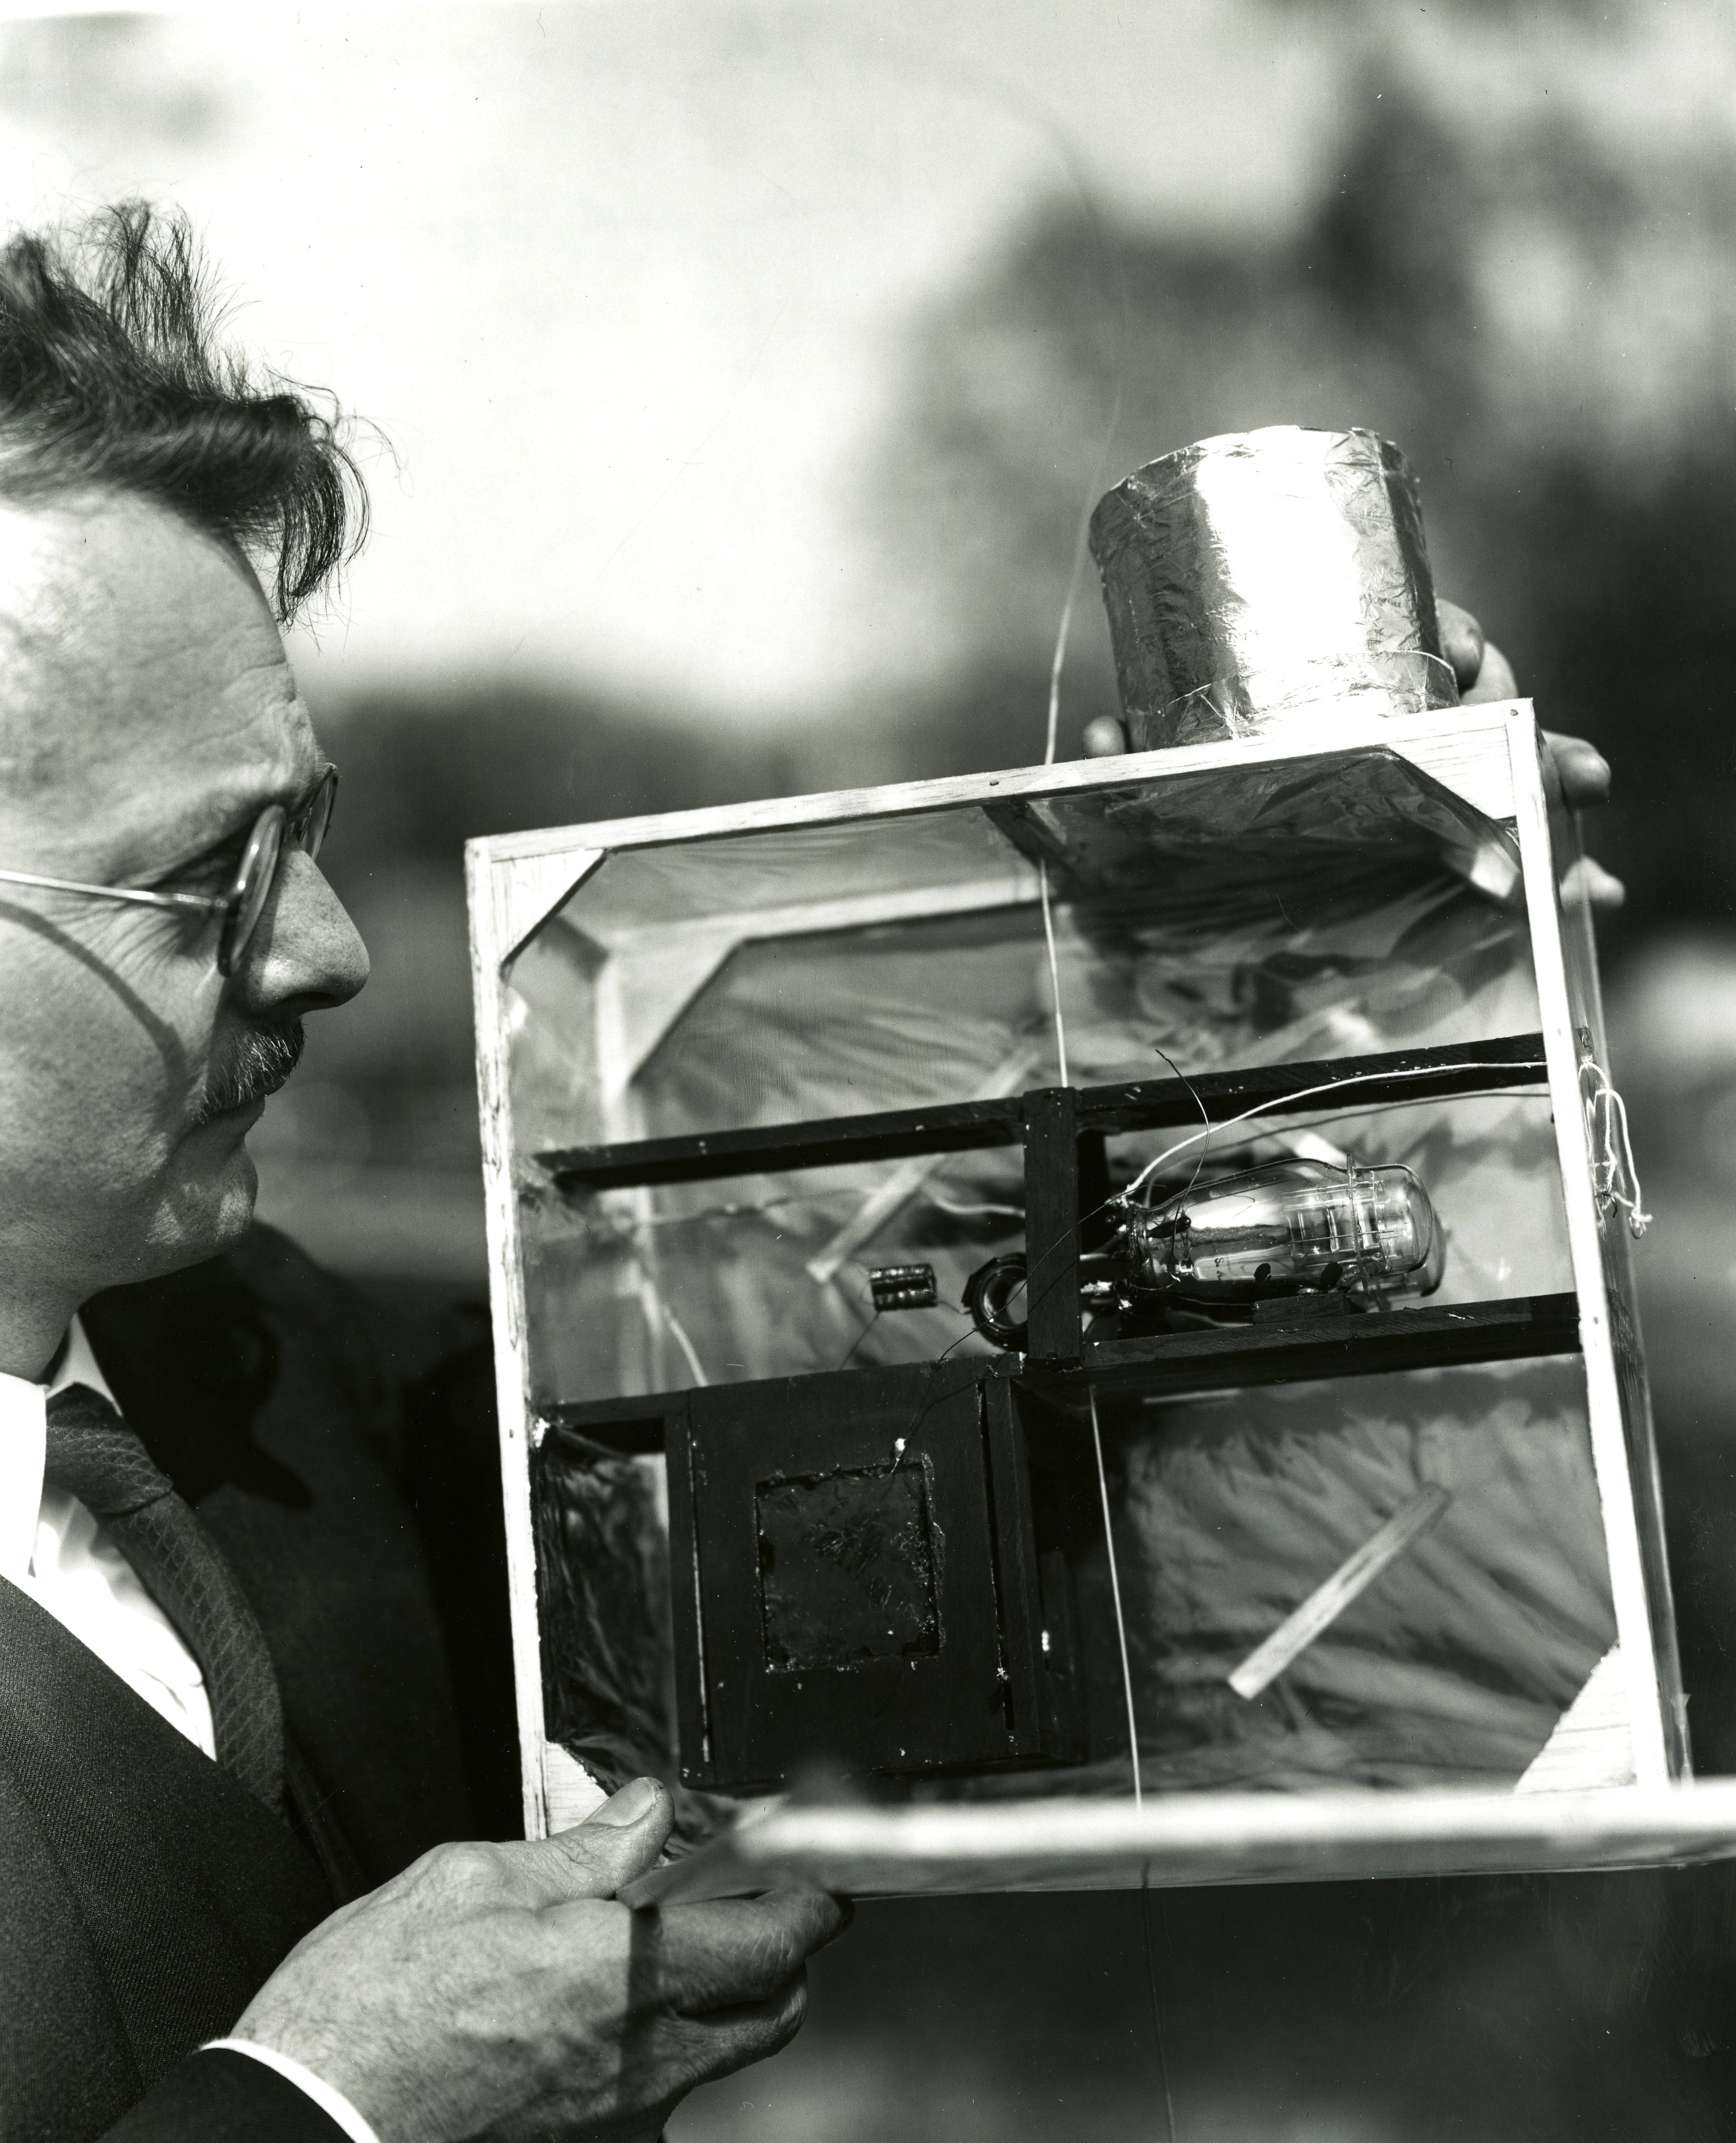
[508, 747, 1621, 1839]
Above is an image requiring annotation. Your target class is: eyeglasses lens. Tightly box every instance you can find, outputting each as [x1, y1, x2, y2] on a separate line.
[218, 806, 286, 978]
[296, 768, 338, 859]
[217, 771, 338, 978]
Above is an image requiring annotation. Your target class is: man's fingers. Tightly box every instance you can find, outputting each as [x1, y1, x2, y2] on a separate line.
[1462, 636, 1519, 704]
[650, 1890, 849, 2014]
[589, 1986, 813, 2142]
[1544, 730, 1612, 808]
[1560, 856, 1626, 913]
[649, 1974, 814, 2091]
[1436, 599, 1485, 693]
[1082, 714, 1128, 758]
[1439, 600, 1522, 703]
[506, 1777, 675, 1903]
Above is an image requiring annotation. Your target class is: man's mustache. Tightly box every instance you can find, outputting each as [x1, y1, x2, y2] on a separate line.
[192, 1017, 305, 1125]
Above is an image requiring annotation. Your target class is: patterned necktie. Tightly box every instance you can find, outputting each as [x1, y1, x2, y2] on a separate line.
[42, 1381, 286, 1813]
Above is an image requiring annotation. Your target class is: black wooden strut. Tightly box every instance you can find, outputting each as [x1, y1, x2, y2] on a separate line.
[541, 1033, 1548, 1193]
[541, 1293, 1582, 1453]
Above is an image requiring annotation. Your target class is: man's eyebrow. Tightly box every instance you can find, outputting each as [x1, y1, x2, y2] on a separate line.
[164, 761, 334, 858]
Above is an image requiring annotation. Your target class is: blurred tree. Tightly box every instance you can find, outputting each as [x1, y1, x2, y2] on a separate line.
[317, 680, 804, 874]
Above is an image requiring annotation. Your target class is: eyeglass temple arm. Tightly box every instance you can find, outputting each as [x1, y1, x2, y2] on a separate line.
[0, 866, 223, 915]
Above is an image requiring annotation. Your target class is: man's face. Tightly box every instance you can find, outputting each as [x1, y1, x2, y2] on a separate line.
[0, 491, 367, 1304]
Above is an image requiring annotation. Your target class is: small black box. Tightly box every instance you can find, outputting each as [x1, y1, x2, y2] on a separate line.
[667, 1356, 1084, 1792]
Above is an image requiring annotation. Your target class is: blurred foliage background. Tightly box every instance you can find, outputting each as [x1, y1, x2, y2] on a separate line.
[8, 1, 1736, 2133]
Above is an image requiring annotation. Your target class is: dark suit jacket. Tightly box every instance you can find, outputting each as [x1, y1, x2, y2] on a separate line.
[1, 1226, 485, 2143]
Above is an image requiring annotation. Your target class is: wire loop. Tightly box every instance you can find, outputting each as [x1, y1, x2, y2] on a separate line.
[1579, 1055, 1651, 1239]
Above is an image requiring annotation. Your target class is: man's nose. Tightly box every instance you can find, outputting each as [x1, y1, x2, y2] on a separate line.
[230, 847, 369, 1014]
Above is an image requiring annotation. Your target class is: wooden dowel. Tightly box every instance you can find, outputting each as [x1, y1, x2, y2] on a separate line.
[1228, 1485, 1452, 1700]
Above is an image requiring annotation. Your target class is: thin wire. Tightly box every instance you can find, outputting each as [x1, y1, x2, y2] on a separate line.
[1580, 1056, 1652, 1237]
[1222, 1084, 1547, 1146]
[834, 1306, 879, 1373]
[1090, 1388, 1177, 2140]
[1140, 1870, 1180, 2143]
[1041, 466, 1110, 765]
[1089, 1387, 1142, 1808]
[1122, 1060, 1549, 1203]
[1034, 172, 1124, 1084]
[1042, 522, 1083, 764]
[1150, 1043, 1211, 1207]
[1039, 860, 1070, 1089]
[887, 1324, 982, 1472]
[604, 1191, 825, 1234]
[1110, 1087, 1550, 1199]
[1021, 218, 1155, 2103]
[1042, 206, 1126, 767]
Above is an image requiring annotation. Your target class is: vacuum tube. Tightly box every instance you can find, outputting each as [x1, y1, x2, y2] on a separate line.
[957, 1157, 1445, 1351]
[1120, 1157, 1446, 1308]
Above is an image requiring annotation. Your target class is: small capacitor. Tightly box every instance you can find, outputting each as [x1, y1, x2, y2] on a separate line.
[869, 1263, 939, 1313]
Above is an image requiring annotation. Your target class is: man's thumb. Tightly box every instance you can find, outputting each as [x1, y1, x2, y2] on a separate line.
[533, 1776, 674, 1900]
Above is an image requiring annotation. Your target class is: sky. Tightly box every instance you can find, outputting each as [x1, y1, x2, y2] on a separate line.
[0, 0, 1350, 718]
[0, 0, 1728, 723]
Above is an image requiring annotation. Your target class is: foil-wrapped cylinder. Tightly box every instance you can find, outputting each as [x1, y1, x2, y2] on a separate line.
[1088, 426, 1457, 749]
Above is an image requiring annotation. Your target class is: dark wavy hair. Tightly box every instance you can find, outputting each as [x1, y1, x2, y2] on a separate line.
[0, 203, 365, 621]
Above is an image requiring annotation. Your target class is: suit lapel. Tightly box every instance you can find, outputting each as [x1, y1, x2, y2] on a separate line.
[0, 1576, 331, 2088]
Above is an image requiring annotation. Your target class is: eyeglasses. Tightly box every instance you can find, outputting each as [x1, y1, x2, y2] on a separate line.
[0, 765, 339, 978]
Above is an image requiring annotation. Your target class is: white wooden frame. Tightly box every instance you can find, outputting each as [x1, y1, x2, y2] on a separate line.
[469, 702, 1720, 1885]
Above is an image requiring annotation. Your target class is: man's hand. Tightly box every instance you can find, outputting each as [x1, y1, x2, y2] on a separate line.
[234, 1776, 848, 2143]
[1081, 597, 1623, 910]
[1436, 598, 1622, 909]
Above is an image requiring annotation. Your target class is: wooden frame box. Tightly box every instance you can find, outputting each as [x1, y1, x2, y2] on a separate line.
[468, 702, 1736, 1896]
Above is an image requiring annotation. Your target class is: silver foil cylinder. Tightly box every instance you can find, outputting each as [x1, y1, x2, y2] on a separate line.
[1088, 425, 1457, 749]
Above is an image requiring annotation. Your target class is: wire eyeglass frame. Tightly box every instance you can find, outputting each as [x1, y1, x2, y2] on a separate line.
[0, 765, 339, 977]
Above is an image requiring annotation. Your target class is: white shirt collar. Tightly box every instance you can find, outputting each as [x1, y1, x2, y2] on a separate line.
[48, 1315, 118, 1408]
[0, 1315, 117, 1584]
